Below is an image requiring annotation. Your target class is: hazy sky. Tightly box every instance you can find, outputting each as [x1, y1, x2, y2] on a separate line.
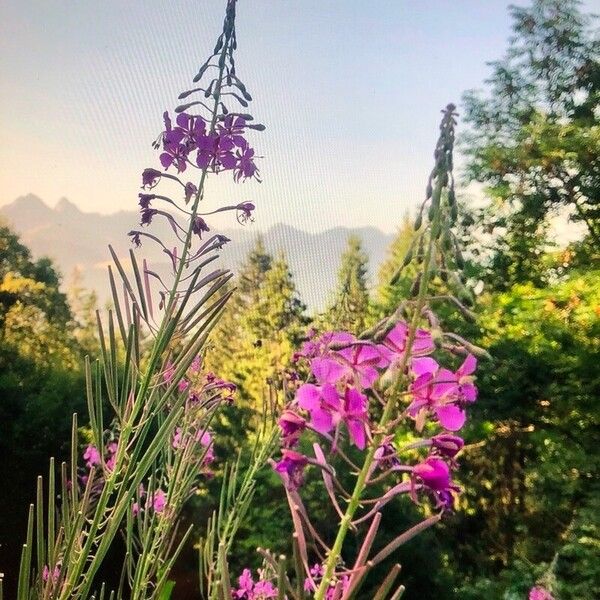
[1, 1, 597, 234]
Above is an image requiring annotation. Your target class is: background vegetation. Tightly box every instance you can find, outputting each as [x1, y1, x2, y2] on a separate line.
[1, 1, 598, 597]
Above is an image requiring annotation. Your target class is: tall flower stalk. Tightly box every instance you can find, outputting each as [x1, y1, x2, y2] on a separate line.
[14, 1, 264, 598]
[258, 104, 488, 600]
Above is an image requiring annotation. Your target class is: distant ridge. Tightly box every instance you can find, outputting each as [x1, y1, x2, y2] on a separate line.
[0, 196, 394, 311]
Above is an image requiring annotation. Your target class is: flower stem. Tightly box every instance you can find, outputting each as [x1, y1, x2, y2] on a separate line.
[314, 175, 444, 599]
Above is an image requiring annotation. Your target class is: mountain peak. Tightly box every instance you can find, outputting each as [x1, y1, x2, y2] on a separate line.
[55, 197, 80, 213]
[9, 194, 50, 212]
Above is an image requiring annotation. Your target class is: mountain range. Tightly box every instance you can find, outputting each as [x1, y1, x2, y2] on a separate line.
[0, 195, 395, 312]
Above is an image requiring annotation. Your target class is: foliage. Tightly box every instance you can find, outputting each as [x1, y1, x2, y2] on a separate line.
[462, 0, 600, 289]
[323, 235, 370, 334]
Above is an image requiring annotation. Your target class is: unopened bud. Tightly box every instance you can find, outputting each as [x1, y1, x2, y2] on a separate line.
[414, 212, 423, 231]
[410, 273, 422, 297]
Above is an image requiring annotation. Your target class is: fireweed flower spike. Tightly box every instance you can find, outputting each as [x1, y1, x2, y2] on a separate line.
[266, 104, 486, 600]
[15, 2, 265, 599]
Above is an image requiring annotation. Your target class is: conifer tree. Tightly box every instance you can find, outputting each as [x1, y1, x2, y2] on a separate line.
[324, 235, 370, 334]
[240, 251, 307, 403]
[375, 213, 418, 316]
[206, 235, 273, 375]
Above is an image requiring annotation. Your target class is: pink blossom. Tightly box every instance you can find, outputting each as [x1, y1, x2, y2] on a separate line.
[408, 358, 468, 431]
[278, 409, 306, 447]
[83, 445, 101, 468]
[296, 383, 369, 449]
[151, 489, 167, 513]
[42, 564, 61, 584]
[431, 434, 464, 458]
[529, 586, 554, 600]
[274, 449, 308, 490]
[379, 321, 434, 363]
[412, 457, 459, 510]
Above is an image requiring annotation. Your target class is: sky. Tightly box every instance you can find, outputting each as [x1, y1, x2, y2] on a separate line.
[1, 0, 597, 234]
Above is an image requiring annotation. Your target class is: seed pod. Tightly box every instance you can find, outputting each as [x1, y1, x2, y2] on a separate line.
[403, 247, 413, 267]
[454, 243, 465, 269]
[410, 273, 422, 297]
[426, 181, 433, 200]
[450, 202, 458, 224]
[442, 230, 453, 252]
[448, 188, 456, 207]
[414, 211, 423, 231]
[416, 234, 425, 264]
[213, 36, 224, 54]
[192, 62, 210, 84]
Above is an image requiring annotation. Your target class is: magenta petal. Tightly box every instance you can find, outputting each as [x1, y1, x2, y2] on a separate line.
[412, 357, 439, 376]
[347, 419, 366, 450]
[310, 357, 345, 385]
[325, 331, 355, 346]
[385, 322, 409, 351]
[460, 354, 477, 376]
[462, 383, 478, 403]
[296, 384, 321, 411]
[436, 405, 466, 431]
[345, 387, 367, 414]
[321, 383, 342, 412]
[413, 329, 435, 354]
[310, 407, 334, 434]
[160, 153, 173, 169]
[359, 366, 379, 389]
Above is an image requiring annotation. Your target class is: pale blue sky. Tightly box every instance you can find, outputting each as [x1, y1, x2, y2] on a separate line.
[1, 1, 598, 233]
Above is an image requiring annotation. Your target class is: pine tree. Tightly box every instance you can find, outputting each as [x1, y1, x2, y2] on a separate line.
[324, 235, 370, 334]
[240, 251, 307, 403]
[375, 213, 417, 316]
[68, 267, 99, 355]
[205, 235, 272, 375]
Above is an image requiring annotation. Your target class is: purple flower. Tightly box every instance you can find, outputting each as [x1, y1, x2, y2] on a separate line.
[192, 216, 210, 237]
[296, 383, 339, 435]
[408, 358, 467, 431]
[141, 168, 161, 189]
[274, 449, 308, 490]
[296, 383, 369, 449]
[455, 354, 478, 403]
[529, 587, 554, 600]
[316, 337, 388, 389]
[140, 207, 158, 227]
[431, 434, 464, 458]
[218, 115, 247, 148]
[160, 141, 189, 173]
[235, 569, 254, 598]
[342, 387, 369, 449]
[151, 489, 167, 513]
[233, 142, 259, 181]
[138, 193, 155, 209]
[237, 202, 255, 223]
[196, 132, 219, 169]
[412, 457, 459, 509]
[379, 321, 434, 363]
[184, 181, 198, 203]
[174, 112, 206, 147]
[374, 438, 401, 470]
[252, 580, 278, 598]
[83, 445, 101, 468]
[413, 457, 452, 491]
[278, 409, 306, 447]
